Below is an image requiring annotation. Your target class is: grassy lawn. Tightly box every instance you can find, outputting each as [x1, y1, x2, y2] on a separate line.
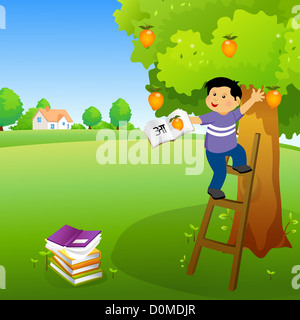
[0, 130, 115, 148]
[0, 131, 299, 300]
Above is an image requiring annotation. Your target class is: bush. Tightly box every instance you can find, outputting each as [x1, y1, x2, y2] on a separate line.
[120, 123, 139, 131]
[71, 123, 86, 130]
[91, 121, 116, 130]
[91, 121, 139, 131]
[10, 108, 38, 131]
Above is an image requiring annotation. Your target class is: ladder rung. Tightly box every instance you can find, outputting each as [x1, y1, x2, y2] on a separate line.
[213, 199, 244, 211]
[201, 238, 236, 255]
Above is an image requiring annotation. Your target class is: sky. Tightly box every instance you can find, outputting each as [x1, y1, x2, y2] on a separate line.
[0, 0, 155, 129]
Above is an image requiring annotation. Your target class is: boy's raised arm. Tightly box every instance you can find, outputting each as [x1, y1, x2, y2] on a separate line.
[189, 116, 203, 125]
[240, 88, 265, 115]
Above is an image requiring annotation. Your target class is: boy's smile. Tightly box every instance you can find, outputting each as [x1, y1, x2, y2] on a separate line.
[206, 86, 240, 114]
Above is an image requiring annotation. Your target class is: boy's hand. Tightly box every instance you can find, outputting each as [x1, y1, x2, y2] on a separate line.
[240, 88, 266, 115]
[251, 88, 265, 103]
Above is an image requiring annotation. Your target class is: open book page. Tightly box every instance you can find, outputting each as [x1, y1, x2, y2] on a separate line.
[166, 109, 195, 140]
[144, 119, 174, 148]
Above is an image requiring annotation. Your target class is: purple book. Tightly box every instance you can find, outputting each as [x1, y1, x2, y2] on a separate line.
[47, 225, 101, 248]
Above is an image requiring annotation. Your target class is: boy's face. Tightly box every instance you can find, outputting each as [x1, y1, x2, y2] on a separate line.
[206, 86, 240, 114]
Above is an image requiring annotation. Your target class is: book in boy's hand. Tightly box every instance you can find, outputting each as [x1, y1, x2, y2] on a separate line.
[144, 109, 194, 148]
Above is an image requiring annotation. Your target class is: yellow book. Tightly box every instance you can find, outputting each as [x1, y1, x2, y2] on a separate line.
[46, 245, 101, 266]
[53, 255, 101, 277]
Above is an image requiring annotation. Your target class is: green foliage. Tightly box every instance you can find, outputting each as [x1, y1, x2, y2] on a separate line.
[31, 259, 38, 268]
[116, 0, 293, 68]
[91, 121, 116, 130]
[285, 212, 298, 236]
[189, 224, 199, 242]
[179, 255, 188, 269]
[71, 123, 86, 130]
[10, 108, 38, 131]
[277, 18, 300, 94]
[189, 224, 198, 231]
[219, 209, 233, 231]
[184, 232, 193, 243]
[279, 84, 300, 139]
[221, 226, 229, 231]
[267, 270, 276, 275]
[36, 98, 51, 109]
[11, 98, 51, 130]
[82, 107, 102, 128]
[113, 0, 150, 36]
[267, 270, 276, 280]
[157, 11, 285, 96]
[109, 268, 118, 279]
[39, 251, 51, 257]
[119, 122, 138, 131]
[115, 0, 300, 137]
[147, 64, 207, 118]
[39, 251, 52, 271]
[109, 99, 132, 128]
[0, 88, 24, 128]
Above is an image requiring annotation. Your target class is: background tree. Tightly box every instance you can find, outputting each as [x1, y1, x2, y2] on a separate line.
[114, 0, 300, 258]
[10, 108, 38, 131]
[0, 88, 24, 131]
[36, 98, 51, 109]
[11, 98, 51, 131]
[82, 106, 102, 129]
[109, 98, 132, 130]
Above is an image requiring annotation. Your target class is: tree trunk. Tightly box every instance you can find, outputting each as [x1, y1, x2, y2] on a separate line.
[89, 126, 91, 130]
[227, 85, 292, 258]
[116, 127, 119, 131]
[0, 127, 3, 131]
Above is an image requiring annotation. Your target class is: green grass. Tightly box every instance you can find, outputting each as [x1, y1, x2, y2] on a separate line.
[0, 130, 297, 151]
[0, 130, 130, 149]
[0, 133, 299, 300]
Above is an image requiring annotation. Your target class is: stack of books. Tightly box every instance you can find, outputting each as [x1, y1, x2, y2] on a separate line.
[46, 225, 103, 286]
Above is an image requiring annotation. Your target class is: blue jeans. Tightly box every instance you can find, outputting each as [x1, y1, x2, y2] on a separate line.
[206, 144, 247, 190]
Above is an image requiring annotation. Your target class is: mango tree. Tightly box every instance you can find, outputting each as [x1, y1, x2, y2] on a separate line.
[114, 0, 300, 258]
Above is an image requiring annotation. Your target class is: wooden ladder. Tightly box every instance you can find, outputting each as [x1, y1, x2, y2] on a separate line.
[187, 133, 261, 291]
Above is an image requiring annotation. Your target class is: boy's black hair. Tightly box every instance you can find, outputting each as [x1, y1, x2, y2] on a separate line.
[205, 77, 242, 101]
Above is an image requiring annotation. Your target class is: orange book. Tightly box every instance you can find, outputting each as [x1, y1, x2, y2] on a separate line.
[53, 255, 101, 277]
[47, 246, 101, 267]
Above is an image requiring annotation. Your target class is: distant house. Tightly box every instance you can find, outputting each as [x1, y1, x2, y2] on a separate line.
[32, 107, 73, 130]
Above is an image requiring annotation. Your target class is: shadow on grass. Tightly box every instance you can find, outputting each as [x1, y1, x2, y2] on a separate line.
[112, 205, 300, 300]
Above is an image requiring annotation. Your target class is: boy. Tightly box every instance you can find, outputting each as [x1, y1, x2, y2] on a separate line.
[189, 77, 265, 200]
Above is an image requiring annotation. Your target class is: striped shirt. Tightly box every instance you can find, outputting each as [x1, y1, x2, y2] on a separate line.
[199, 108, 244, 153]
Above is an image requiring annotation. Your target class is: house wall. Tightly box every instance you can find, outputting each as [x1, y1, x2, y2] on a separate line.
[32, 111, 48, 130]
[48, 122, 58, 130]
[57, 117, 73, 130]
